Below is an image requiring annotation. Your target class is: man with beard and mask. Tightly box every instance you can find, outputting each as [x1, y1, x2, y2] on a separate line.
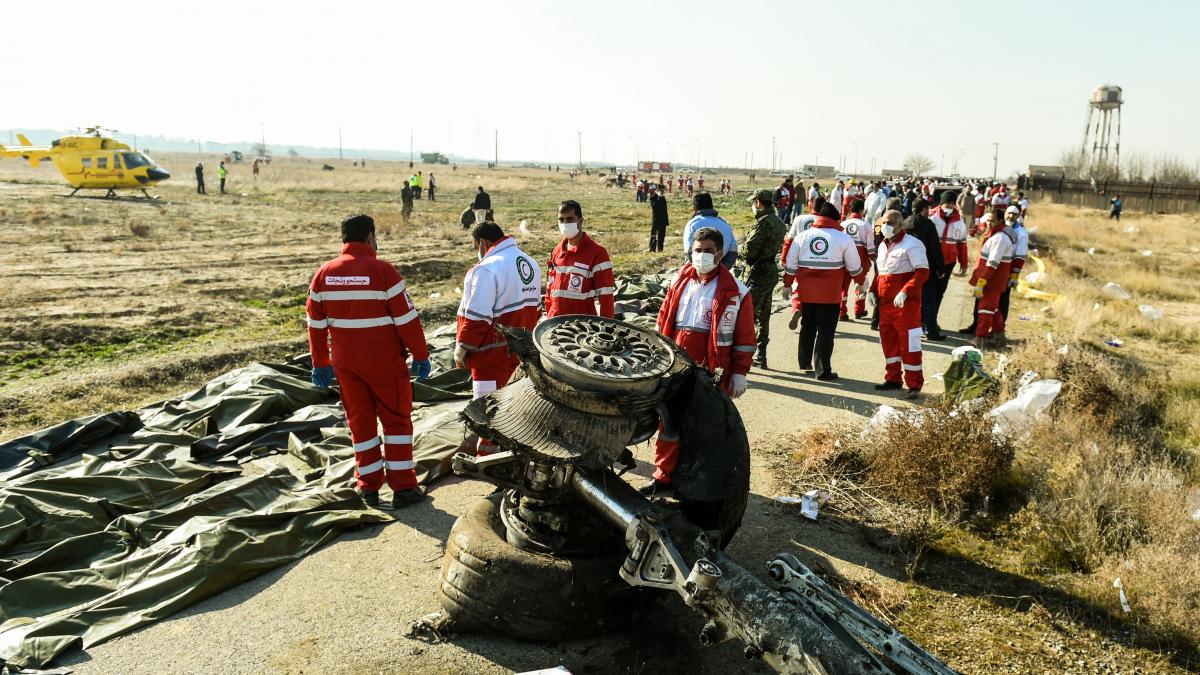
[870, 209, 930, 399]
[741, 189, 787, 368]
[455, 221, 542, 455]
[903, 198, 946, 339]
[782, 203, 867, 381]
[643, 226, 756, 495]
[306, 215, 432, 509]
[925, 191, 970, 341]
[544, 200, 616, 318]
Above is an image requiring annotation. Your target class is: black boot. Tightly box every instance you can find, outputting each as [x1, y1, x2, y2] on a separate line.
[874, 381, 903, 391]
[359, 490, 380, 508]
[391, 487, 428, 509]
[638, 478, 675, 497]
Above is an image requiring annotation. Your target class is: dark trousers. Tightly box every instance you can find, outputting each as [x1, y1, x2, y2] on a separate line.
[219, 178, 225, 194]
[428, 187, 436, 201]
[797, 302, 840, 376]
[197, 179, 205, 194]
[414, 187, 422, 199]
[921, 271, 945, 335]
[649, 221, 666, 252]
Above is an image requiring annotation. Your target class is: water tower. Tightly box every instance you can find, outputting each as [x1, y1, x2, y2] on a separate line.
[1081, 84, 1123, 174]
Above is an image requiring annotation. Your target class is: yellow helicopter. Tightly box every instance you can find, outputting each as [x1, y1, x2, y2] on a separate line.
[0, 126, 170, 198]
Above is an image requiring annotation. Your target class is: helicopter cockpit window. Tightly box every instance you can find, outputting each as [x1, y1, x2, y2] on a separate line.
[121, 152, 152, 169]
[97, 157, 108, 169]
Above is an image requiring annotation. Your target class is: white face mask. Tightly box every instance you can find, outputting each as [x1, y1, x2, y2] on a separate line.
[882, 224, 897, 240]
[942, 207, 954, 215]
[691, 251, 717, 274]
[558, 220, 580, 238]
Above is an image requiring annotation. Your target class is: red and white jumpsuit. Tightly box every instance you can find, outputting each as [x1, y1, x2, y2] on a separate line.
[456, 236, 542, 454]
[780, 211, 817, 313]
[782, 216, 864, 308]
[544, 233, 616, 318]
[841, 213, 875, 317]
[969, 224, 1015, 339]
[306, 242, 429, 493]
[873, 233, 930, 390]
[652, 263, 756, 484]
[930, 208, 969, 273]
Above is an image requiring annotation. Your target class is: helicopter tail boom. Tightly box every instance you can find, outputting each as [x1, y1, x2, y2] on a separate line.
[0, 135, 51, 168]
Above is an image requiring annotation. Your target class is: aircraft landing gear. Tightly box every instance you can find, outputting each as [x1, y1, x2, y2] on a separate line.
[104, 189, 117, 198]
[67, 188, 80, 197]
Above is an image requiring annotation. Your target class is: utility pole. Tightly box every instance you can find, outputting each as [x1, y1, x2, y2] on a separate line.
[577, 131, 582, 168]
[771, 136, 776, 171]
[338, 127, 343, 160]
[992, 142, 999, 182]
[409, 129, 414, 165]
[494, 129, 499, 167]
[854, 142, 859, 175]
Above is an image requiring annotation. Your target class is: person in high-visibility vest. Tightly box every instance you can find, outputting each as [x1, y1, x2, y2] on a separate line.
[217, 161, 228, 194]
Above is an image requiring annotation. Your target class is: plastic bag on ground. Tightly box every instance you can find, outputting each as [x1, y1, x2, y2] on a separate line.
[1139, 304, 1163, 321]
[943, 347, 997, 403]
[1101, 282, 1132, 300]
[986, 379, 1062, 437]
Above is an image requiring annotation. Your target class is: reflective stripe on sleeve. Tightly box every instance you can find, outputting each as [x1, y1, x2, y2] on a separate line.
[591, 261, 613, 273]
[596, 287, 615, 295]
[393, 308, 419, 326]
[384, 280, 407, 299]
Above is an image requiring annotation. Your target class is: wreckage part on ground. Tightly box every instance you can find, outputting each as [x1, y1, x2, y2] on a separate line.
[534, 315, 675, 388]
[766, 554, 957, 675]
[437, 493, 647, 640]
[570, 469, 894, 675]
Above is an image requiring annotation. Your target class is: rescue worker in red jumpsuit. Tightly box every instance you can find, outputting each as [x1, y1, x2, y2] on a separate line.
[454, 221, 542, 455]
[840, 198, 874, 320]
[871, 210, 931, 399]
[969, 208, 1015, 349]
[782, 203, 867, 380]
[307, 214, 432, 509]
[544, 200, 616, 318]
[642, 226, 756, 496]
[780, 196, 825, 330]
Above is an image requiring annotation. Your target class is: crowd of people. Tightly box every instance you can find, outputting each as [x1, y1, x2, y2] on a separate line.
[303, 173, 1031, 505]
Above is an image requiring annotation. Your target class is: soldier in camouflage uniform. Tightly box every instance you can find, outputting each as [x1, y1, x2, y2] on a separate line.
[741, 188, 787, 369]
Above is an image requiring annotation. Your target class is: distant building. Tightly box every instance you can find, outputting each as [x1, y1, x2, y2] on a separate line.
[639, 161, 673, 172]
[801, 164, 836, 177]
[881, 169, 908, 177]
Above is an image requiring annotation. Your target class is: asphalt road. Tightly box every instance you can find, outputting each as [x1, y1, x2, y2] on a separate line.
[63, 278, 975, 675]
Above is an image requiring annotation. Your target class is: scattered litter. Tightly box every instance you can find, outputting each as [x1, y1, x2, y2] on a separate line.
[1113, 578, 1132, 614]
[773, 495, 803, 507]
[1191, 246, 1200, 254]
[1026, 226, 1038, 234]
[995, 354, 1011, 376]
[1018, 315, 1031, 321]
[240, 192, 248, 197]
[1140, 250, 1153, 257]
[1045, 332, 1054, 346]
[861, 405, 900, 438]
[1057, 345, 1070, 355]
[1122, 224, 1139, 234]
[1024, 271, 1044, 285]
[933, 373, 944, 381]
[517, 667, 572, 675]
[1105, 338, 1124, 348]
[1086, 247, 1096, 255]
[454, 287, 462, 295]
[1093, 303, 1102, 311]
[1019, 370, 1039, 387]
[1187, 489, 1200, 523]
[800, 489, 830, 521]
[429, 292, 442, 299]
[943, 348, 996, 403]
[987, 379, 1063, 437]
[405, 612, 449, 643]
[1101, 282, 1132, 300]
[1138, 304, 1163, 321]
[951, 345, 984, 363]
[519, 219, 530, 235]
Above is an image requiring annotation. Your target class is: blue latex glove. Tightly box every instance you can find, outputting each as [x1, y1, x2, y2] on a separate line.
[311, 365, 333, 388]
[411, 359, 432, 382]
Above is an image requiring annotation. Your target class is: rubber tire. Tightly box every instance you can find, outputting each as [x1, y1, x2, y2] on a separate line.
[438, 494, 649, 639]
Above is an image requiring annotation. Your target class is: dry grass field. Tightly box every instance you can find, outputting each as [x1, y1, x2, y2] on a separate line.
[2, 154, 1198, 672]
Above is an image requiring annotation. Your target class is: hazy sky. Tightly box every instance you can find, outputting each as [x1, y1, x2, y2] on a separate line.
[5, 0, 1198, 177]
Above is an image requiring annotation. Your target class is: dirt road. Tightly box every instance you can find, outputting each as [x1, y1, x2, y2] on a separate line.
[59, 283, 974, 675]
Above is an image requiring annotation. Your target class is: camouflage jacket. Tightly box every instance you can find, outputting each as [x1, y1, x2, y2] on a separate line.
[741, 211, 786, 276]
